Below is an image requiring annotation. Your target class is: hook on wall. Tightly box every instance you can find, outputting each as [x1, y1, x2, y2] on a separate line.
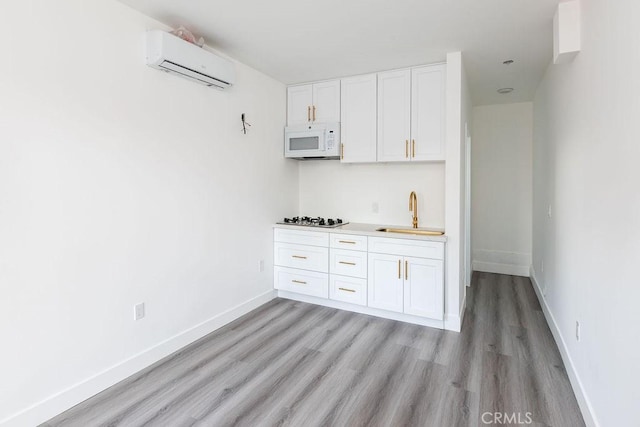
[241, 113, 251, 134]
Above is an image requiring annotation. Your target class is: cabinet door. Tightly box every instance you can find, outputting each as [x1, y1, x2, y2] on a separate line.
[411, 64, 446, 161]
[368, 253, 403, 313]
[377, 69, 411, 162]
[403, 257, 444, 319]
[340, 74, 377, 163]
[312, 80, 340, 123]
[287, 84, 313, 126]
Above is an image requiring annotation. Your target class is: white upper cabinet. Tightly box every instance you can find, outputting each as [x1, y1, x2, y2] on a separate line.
[377, 64, 446, 162]
[340, 73, 377, 163]
[312, 80, 341, 123]
[287, 80, 340, 126]
[411, 64, 446, 161]
[285, 63, 445, 162]
[287, 85, 313, 126]
[377, 69, 412, 162]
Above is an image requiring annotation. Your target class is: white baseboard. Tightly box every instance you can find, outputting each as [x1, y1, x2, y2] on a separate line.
[529, 267, 599, 427]
[1, 290, 276, 427]
[444, 291, 466, 332]
[472, 260, 530, 277]
[277, 291, 445, 330]
[459, 290, 467, 326]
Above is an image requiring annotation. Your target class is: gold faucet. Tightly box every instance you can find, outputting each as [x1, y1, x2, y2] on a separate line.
[409, 191, 418, 228]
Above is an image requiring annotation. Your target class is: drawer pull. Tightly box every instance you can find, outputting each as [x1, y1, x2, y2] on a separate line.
[338, 240, 356, 244]
[339, 287, 356, 293]
[339, 261, 356, 266]
[292, 280, 307, 285]
[292, 255, 307, 259]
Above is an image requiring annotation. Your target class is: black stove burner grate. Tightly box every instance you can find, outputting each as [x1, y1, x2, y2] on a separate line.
[279, 216, 347, 228]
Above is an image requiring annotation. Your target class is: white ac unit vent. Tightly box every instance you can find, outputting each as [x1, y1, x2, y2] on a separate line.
[146, 30, 235, 89]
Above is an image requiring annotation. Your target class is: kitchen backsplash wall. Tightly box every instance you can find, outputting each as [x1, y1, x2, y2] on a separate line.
[298, 161, 445, 228]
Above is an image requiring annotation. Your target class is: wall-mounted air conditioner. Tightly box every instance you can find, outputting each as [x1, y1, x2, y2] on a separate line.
[146, 30, 235, 89]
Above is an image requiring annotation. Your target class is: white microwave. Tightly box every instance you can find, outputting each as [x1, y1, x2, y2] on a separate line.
[284, 122, 341, 159]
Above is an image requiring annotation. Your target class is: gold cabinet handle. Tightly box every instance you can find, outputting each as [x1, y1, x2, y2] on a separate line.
[292, 255, 307, 259]
[405, 260, 408, 280]
[338, 240, 356, 244]
[339, 261, 356, 266]
[398, 259, 401, 279]
[412, 139, 415, 158]
[292, 279, 307, 284]
[341, 143, 344, 160]
[339, 287, 356, 293]
[405, 140, 409, 158]
[307, 106, 311, 122]
[313, 105, 316, 121]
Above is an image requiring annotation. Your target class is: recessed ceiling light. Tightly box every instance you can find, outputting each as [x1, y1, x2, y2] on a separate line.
[503, 59, 514, 65]
[497, 88, 514, 94]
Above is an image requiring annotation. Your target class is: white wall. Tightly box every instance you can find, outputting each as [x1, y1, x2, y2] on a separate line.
[471, 103, 532, 277]
[443, 52, 469, 331]
[459, 59, 473, 295]
[0, 1, 297, 425]
[298, 161, 445, 228]
[532, 0, 640, 425]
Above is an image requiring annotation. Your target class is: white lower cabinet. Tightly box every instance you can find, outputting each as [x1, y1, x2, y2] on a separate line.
[329, 275, 367, 306]
[274, 242, 329, 273]
[404, 256, 444, 320]
[368, 241, 444, 320]
[274, 227, 445, 327]
[274, 266, 328, 298]
[330, 248, 367, 278]
[274, 229, 329, 298]
[367, 253, 404, 313]
[329, 235, 368, 306]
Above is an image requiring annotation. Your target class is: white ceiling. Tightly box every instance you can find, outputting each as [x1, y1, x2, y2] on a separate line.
[119, 0, 560, 105]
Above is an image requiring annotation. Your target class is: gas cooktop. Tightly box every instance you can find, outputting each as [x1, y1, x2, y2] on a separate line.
[278, 216, 348, 228]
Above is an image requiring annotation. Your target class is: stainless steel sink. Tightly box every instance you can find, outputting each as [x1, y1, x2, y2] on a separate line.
[376, 227, 445, 236]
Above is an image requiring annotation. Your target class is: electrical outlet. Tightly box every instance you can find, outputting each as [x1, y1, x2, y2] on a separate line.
[575, 321, 581, 341]
[372, 202, 379, 214]
[134, 303, 145, 321]
[548, 205, 553, 218]
[259, 259, 265, 272]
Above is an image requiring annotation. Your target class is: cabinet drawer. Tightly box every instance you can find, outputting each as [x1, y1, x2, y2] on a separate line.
[275, 267, 328, 298]
[274, 242, 328, 272]
[274, 228, 329, 247]
[329, 233, 368, 251]
[329, 275, 367, 306]
[330, 248, 367, 278]
[368, 237, 444, 260]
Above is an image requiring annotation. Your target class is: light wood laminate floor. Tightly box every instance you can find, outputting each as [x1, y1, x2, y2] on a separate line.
[44, 273, 585, 426]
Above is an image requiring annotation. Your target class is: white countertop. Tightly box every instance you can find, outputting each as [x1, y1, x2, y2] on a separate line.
[273, 222, 447, 242]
